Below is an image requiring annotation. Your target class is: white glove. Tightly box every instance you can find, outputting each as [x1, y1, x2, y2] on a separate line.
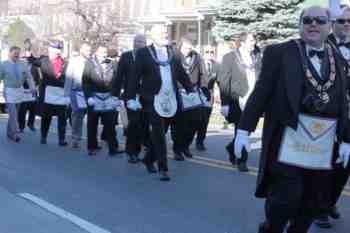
[111, 97, 121, 110]
[337, 142, 350, 168]
[87, 97, 96, 106]
[64, 97, 70, 106]
[221, 105, 229, 117]
[234, 129, 251, 159]
[127, 99, 142, 111]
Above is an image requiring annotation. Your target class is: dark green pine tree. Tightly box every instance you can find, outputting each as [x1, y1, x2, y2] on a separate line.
[213, 0, 307, 44]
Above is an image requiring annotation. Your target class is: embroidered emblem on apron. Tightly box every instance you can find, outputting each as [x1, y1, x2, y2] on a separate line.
[278, 114, 337, 170]
[154, 88, 177, 118]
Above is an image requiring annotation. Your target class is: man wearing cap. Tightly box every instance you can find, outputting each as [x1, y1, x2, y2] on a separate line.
[112, 33, 148, 163]
[64, 43, 91, 149]
[234, 6, 350, 233]
[0, 46, 36, 142]
[35, 42, 70, 146]
[125, 25, 193, 181]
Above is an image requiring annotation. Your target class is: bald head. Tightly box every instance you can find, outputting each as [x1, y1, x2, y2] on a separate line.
[150, 25, 169, 46]
[133, 34, 146, 50]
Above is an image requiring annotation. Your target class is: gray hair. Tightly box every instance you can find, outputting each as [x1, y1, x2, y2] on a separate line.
[299, 6, 331, 25]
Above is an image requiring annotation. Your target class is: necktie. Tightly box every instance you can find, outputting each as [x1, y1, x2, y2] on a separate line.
[308, 50, 325, 59]
[13, 62, 21, 81]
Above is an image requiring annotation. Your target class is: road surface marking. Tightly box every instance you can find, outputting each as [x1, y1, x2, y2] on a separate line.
[18, 193, 111, 233]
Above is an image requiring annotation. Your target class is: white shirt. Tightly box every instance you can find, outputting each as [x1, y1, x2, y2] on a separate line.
[335, 36, 350, 61]
[306, 44, 324, 77]
[64, 56, 87, 96]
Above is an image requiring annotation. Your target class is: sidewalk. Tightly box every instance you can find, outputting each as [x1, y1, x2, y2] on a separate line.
[0, 186, 86, 233]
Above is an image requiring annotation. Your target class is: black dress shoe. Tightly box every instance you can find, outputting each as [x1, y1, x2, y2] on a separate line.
[159, 171, 170, 181]
[196, 143, 206, 151]
[142, 160, 157, 173]
[314, 214, 332, 228]
[128, 154, 138, 164]
[238, 161, 249, 172]
[28, 126, 36, 132]
[88, 150, 97, 156]
[225, 144, 236, 166]
[8, 136, 21, 143]
[183, 148, 193, 158]
[173, 151, 185, 161]
[40, 138, 47, 145]
[59, 141, 68, 147]
[96, 145, 102, 150]
[329, 206, 341, 219]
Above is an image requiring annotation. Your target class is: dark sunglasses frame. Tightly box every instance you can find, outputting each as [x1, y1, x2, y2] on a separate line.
[302, 16, 329, 25]
[205, 51, 215, 54]
[336, 18, 350, 24]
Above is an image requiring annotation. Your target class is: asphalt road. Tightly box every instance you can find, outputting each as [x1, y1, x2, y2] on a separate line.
[0, 115, 349, 233]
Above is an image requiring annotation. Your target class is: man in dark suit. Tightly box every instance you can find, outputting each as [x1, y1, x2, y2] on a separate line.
[125, 25, 193, 181]
[234, 6, 350, 233]
[176, 37, 209, 159]
[112, 34, 148, 163]
[36, 43, 70, 146]
[83, 45, 120, 156]
[314, 6, 350, 228]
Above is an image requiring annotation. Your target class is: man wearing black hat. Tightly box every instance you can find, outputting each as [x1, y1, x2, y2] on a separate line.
[35, 42, 70, 146]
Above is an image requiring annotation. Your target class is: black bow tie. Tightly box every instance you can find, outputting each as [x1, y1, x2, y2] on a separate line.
[308, 49, 325, 59]
[338, 42, 350, 48]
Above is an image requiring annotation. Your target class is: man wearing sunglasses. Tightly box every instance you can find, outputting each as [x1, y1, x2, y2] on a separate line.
[316, 6, 350, 229]
[234, 6, 350, 233]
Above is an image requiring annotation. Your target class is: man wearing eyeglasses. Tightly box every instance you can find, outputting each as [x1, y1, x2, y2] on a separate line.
[233, 6, 350, 233]
[315, 6, 350, 229]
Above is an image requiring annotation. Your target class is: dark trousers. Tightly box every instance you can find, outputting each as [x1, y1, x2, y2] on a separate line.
[195, 107, 212, 145]
[225, 99, 248, 162]
[18, 101, 36, 130]
[179, 108, 202, 149]
[164, 111, 186, 153]
[263, 162, 332, 233]
[87, 110, 116, 152]
[100, 111, 119, 147]
[41, 104, 67, 141]
[126, 109, 148, 156]
[331, 164, 350, 206]
[143, 107, 177, 172]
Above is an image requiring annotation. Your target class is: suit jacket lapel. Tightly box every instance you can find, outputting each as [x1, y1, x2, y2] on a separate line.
[149, 44, 162, 81]
[284, 42, 304, 115]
